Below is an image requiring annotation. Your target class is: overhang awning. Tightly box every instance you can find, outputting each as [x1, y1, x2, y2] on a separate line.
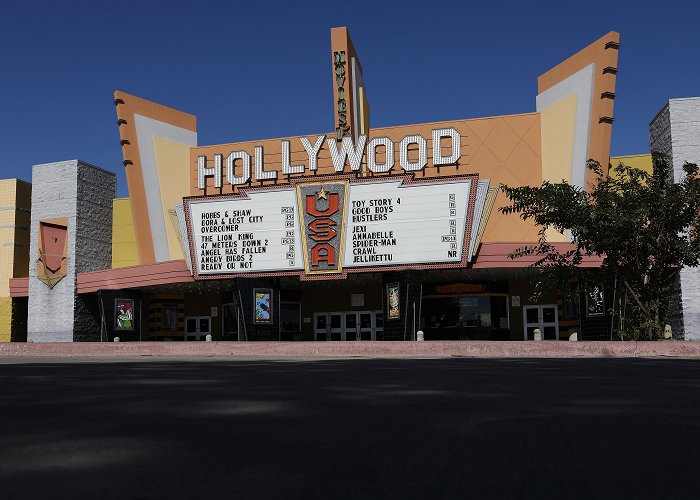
[77, 259, 193, 294]
[471, 242, 604, 268]
[74, 243, 604, 295]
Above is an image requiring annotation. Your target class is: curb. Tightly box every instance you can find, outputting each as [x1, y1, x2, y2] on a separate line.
[1, 341, 700, 359]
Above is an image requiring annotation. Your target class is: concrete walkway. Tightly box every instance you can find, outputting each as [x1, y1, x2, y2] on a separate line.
[1, 340, 699, 359]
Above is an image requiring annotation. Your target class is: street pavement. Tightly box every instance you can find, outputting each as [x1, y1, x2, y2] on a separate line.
[0, 357, 699, 499]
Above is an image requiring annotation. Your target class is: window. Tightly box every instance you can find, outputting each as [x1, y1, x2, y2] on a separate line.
[161, 304, 179, 332]
[422, 295, 509, 340]
[281, 303, 301, 333]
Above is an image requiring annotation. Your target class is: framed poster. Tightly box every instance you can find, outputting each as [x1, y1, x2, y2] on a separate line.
[586, 285, 605, 317]
[115, 298, 135, 331]
[387, 283, 400, 320]
[254, 288, 273, 324]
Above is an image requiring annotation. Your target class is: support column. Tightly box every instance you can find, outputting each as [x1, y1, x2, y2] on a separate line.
[650, 98, 700, 339]
[27, 160, 115, 342]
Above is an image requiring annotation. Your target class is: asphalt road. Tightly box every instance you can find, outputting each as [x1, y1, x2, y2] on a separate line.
[1, 357, 699, 499]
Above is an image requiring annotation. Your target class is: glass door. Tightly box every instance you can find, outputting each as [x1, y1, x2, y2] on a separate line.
[523, 305, 559, 340]
[316, 311, 378, 341]
[340, 311, 375, 341]
[185, 316, 211, 341]
[314, 313, 328, 341]
[359, 311, 374, 340]
[343, 312, 359, 341]
[329, 313, 342, 341]
[314, 313, 343, 341]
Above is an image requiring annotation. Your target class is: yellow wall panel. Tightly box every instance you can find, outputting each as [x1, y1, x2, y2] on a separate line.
[539, 93, 577, 243]
[112, 198, 140, 268]
[113, 226, 137, 242]
[0, 294, 12, 342]
[540, 93, 577, 184]
[0, 180, 31, 300]
[610, 154, 653, 175]
[153, 136, 190, 261]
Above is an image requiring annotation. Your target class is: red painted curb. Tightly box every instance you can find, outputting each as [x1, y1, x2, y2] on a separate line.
[1, 341, 699, 359]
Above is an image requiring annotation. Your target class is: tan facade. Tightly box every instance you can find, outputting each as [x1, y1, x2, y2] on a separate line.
[0, 179, 31, 341]
[114, 91, 197, 265]
[112, 29, 619, 267]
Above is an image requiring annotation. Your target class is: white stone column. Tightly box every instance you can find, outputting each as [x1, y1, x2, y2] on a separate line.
[27, 160, 115, 342]
[650, 98, 700, 340]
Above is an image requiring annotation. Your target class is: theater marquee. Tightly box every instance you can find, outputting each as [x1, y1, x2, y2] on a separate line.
[184, 173, 491, 280]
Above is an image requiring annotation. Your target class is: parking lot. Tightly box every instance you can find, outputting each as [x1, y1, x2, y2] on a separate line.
[1, 357, 699, 499]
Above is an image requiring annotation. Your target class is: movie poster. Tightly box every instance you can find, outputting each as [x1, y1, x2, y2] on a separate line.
[586, 285, 605, 317]
[387, 283, 400, 320]
[115, 298, 134, 331]
[254, 288, 273, 324]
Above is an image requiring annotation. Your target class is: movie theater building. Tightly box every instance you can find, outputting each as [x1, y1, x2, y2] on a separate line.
[7, 27, 624, 342]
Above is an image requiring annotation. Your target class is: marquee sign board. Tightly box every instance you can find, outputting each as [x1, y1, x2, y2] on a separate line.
[187, 188, 304, 275]
[342, 179, 471, 268]
[184, 174, 483, 280]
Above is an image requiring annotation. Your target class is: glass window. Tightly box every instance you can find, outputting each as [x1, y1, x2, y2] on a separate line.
[562, 293, 579, 319]
[316, 315, 327, 330]
[422, 295, 509, 340]
[330, 314, 341, 329]
[542, 307, 556, 323]
[345, 314, 357, 330]
[222, 305, 238, 336]
[162, 304, 179, 332]
[375, 312, 384, 329]
[186, 318, 197, 333]
[525, 308, 539, 324]
[360, 313, 372, 329]
[199, 318, 210, 333]
[543, 326, 557, 340]
[281, 303, 301, 332]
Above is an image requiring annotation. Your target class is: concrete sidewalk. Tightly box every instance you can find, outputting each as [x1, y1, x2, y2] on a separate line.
[1, 340, 700, 359]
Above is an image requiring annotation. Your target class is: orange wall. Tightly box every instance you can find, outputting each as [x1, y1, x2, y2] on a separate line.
[538, 31, 619, 179]
[190, 112, 542, 243]
[114, 91, 197, 265]
[116, 29, 620, 256]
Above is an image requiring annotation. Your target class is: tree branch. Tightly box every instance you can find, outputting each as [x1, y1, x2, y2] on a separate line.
[623, 279, 650, 317]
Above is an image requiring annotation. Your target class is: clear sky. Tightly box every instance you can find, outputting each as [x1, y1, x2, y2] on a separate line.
[1, 0, 699, 197]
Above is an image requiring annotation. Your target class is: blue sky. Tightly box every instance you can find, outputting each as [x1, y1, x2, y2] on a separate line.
[1, 0, 699, 197]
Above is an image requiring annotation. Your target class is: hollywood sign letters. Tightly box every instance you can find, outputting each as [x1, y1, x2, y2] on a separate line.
[185, 175, 483, 279]
[196, 128, 462, 189]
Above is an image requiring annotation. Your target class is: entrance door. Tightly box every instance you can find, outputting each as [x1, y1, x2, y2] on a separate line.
[313, 313, 343, 341]
[523, 305, 559, 340]
[313, 313, 327, 341]
[342, 311, 375, 341]
[185, 316, 211, 341]
[314, 311, 378, 341]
